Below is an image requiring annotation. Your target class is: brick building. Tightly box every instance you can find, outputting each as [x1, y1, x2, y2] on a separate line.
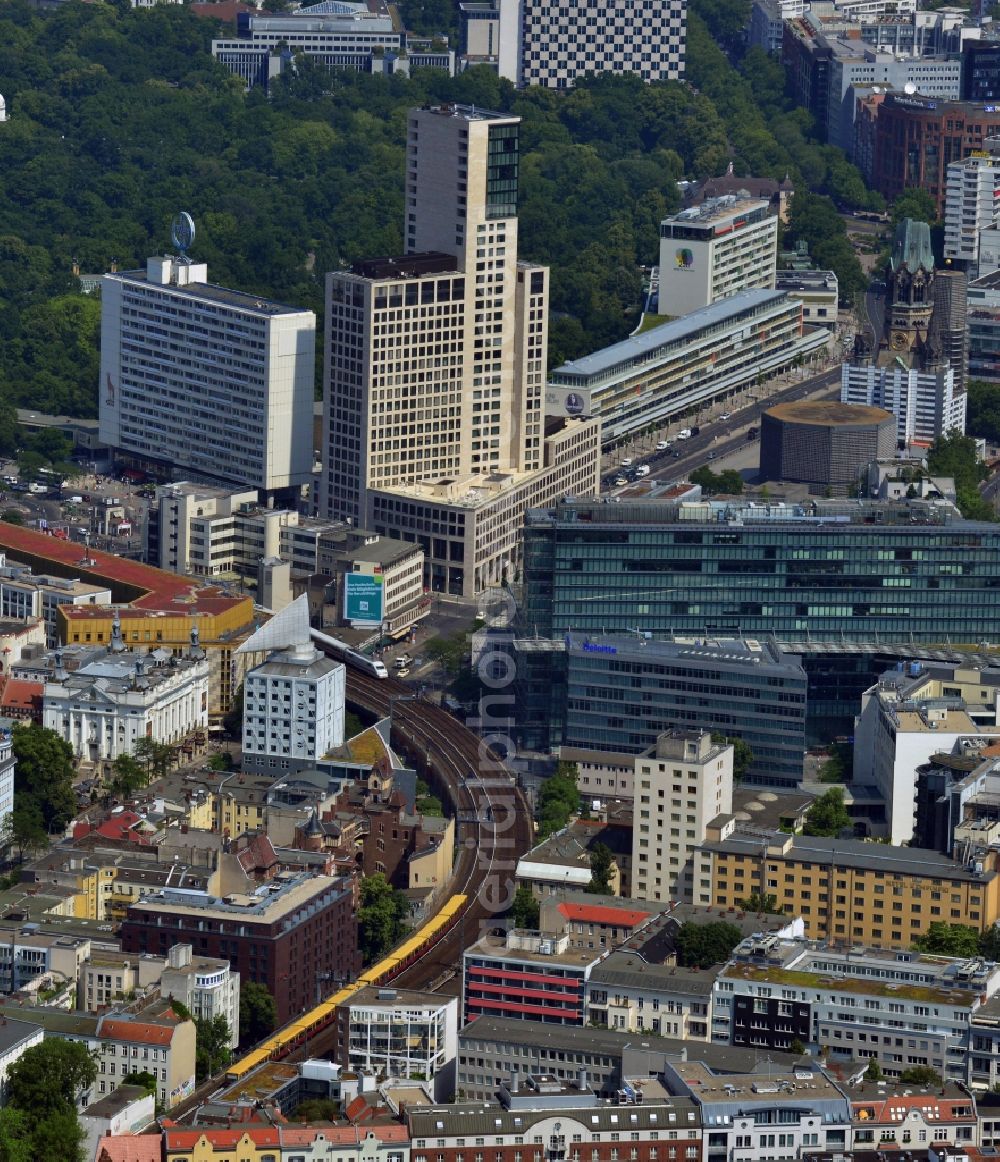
[119, 874, 359, 1025]
[870, 94, 1000, 213]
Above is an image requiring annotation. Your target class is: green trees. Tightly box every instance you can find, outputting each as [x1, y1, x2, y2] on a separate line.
[913, 922, 981, 958]
[239, 980, 278, 1045]
[2, 802, 47, 862]
[865, 1058, 883, 1082]
[674, 920, 742, 967]
[690, 466, 744, 495]
[132, 736, 174, 780]
[510, 884, 541, 929]
[802, 787, 852, 837]
[358, 873, 410, 964]
[120, 1070, 157, 1098]
[738, 891, 783, 914]
[711, 734, 754, 782]
[2, 1039, 97, 1162]
[586, 842, 614, 894]
[107, 753, 148, 801]
[12, 723, 76, 833]
[891, 188, 938, 227]
[927, 430, 994, 521]
[784, 192, 867, 303]
[195, 1015, 232, 1082]
[536, 762, 580, 840]
[899, 1065, 942, 1086]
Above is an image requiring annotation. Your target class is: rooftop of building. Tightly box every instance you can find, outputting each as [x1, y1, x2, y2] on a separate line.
[550, 289, 790, 382]
[248, 642, 341, 681]
[458, 1014, 804, 1072]
[844, 1081, 975, 1117]
[563, 632, 802, 674]
[702, 832, 997, 882]
[764, 400, 893, 426]
[410, 1095, 699, 1135]
[416, 101, 517, 124]
[465, 930, 602, 969]
[971, 269, 1000, 291]
[349, 251, 458, 281]
[666, 1059, 843, 1104]
[731, 787, 814, 831]
[348, 985, 456, 1010]
[528, 494, 970, 530]
[107, 264, 310, 318]
[83, 1083, 152, 1119]
[774, 269, 838, 291]
[126, 871, 345, 922]
[661, 194, 771, 228]
[0, 1016, 41, 1054]
[217, 1060, 300, 1105]
[0, 522, 256, 621]
[93, 1134, 163, 1162]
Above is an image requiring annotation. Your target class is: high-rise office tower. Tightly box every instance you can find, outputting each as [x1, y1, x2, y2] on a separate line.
[321, 104, 600, 597]
[99, 252, 316, 503]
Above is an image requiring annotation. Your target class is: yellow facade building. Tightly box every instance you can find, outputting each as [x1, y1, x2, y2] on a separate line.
[695, 822, 1000, 949]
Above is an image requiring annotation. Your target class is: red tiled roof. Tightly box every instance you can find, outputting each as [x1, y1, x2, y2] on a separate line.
[94, 811, 151, 846]
[0, 523, 248, 617]
[163, 1126, 281, 1149]
[279, 1125, 409, 1146]
[557, 902, 651, 927]
[95, 1135, 163, 1162]
[0, 678, 43, 712]
[100, 1019, 177, 1046]
[852, 1096, 976, 1122]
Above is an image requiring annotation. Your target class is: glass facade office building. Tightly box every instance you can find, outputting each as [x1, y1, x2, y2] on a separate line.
[522, 497, 1000, 644]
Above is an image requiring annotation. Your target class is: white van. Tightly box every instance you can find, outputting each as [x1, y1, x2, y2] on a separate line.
[677, 429, 692, 440]
[620, 458, 634, 468]
[635, 465, 651, 477]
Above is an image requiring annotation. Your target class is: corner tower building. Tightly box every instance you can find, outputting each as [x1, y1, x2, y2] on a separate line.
[321, 105, 600, 596]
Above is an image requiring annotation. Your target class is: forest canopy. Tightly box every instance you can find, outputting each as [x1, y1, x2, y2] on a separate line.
[0, 0, 870, 419]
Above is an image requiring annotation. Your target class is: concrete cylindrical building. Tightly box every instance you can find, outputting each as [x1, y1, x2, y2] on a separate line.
[759, 400, 895, 487]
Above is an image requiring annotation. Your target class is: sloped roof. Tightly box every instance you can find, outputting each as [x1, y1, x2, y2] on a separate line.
[95, 1136, 163, 1162]
[557, 901, 651, 928]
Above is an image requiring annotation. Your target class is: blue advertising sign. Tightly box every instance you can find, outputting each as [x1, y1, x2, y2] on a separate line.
[344, 572, 384, 626]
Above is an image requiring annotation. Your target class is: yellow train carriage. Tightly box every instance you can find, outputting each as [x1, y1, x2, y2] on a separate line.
[225, 892, 469, 1081]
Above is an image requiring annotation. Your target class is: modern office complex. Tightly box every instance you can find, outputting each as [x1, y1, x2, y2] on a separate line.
[212, 0, 454, 90]
[866, 95, 1000, 213]
[510, 630, 807, 786]
[459, 0, 686, 87]
[657, 197, 777, 318]
[522, 495, 1000, 644]
[98, 254, 316, 503]
[545, 289, 829, 444]
[321, 104, 600, 597]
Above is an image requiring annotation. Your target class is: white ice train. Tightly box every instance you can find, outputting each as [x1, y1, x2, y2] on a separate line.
[310, 629, 389, 678]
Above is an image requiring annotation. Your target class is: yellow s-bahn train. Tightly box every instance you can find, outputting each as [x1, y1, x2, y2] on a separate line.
[226, 893, 468, 1082]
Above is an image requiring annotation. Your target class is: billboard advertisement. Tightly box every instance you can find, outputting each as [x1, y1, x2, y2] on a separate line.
[344, 572, 384, 626]
[544, 386, 593, 418]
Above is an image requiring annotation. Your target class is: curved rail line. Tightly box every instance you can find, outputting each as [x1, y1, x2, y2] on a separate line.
[218, 659, 533, 1084]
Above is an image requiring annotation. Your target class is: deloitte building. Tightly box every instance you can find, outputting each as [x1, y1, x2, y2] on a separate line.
[511, 493, 1000, 758]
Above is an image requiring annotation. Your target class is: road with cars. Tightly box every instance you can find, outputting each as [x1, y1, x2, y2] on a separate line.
[603, 365, 843, 489]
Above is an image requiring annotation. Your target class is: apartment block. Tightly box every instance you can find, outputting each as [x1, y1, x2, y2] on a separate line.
[695, 823, 1000, 948]
[714, 933, 1000, 1083]
[99, 255, 315, 501]
[408, 1084, 702, 1162]
[632, 732, 733, 904]
[662, 1058, 851, 1160]
[841, 361, 966, 445]
[967, 270, 1000, 382]
[242, 639, 346, 773]
[456, 1013, 801, 1103]
[321, 104, 600, 597]
[658, 197, 777, 318]
[339, 986, 459, 1100]
[854, 661, 1000, 845]
[546, 289, 828, 444]
[944, 153, 1000, 271]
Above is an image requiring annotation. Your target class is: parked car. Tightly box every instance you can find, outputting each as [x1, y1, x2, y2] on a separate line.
[655, 440, 671, 451]
[63, 495, 83, 505]
[690, 426, 701, 437]
[614, 475, 628, 487]
[677, 429, 692, 440]
[719, 412, 731, 421]
[620, 457, 634, 468]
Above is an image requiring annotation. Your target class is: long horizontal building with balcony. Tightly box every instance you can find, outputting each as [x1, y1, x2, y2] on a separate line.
[545, 289, 829, 445]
